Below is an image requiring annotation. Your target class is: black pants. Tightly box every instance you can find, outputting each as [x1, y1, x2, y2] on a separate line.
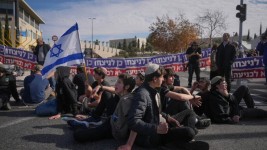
[74, 118, 112, 142]
[135, 109, 197, 148]
[188, 64, 200, 86]
[165, 100, 191, 116]
[240, 108, 267, 119]
[219, 66, 232, 92]
[0, 94, 10, 109]
[233, 85, 255, 108]
[92, 95, 119, 119]
[210, 70, 219, 80]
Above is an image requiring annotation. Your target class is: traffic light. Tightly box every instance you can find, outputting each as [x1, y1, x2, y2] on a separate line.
[236, 4, 247, 22]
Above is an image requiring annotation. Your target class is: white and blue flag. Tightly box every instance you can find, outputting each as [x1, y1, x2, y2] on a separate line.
[41, 23, 84, 78]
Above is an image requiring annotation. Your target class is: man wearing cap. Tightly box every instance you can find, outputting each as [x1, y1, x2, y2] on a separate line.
[0, 64, 21, 110]
[127, 63, 204, 148]
[206, 76, 267, 124]
[216, 33, 236, 92]
[186, 41, 202, 88]
[22, 65, 52, 105]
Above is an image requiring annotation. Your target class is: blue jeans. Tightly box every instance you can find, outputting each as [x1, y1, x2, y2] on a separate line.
[48, 77, 56, 91]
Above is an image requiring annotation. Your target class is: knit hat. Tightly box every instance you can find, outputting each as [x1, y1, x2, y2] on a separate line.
[145, 63, 160, 75]
[210, 76, 223, 85]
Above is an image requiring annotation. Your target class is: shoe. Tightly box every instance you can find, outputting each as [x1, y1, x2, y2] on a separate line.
[85, 117, 103, 126]
[187, 84, 192, 88]
[67, 120, 89, 129]
[195, 118, 211, 129]
[1, 102, 11, 110]
[180, 141, 210, 150]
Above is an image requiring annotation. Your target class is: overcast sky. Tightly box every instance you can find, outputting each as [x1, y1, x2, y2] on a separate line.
[24, 0, 267, 42]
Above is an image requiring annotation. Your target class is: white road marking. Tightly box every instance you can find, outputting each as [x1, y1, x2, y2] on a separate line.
[0, 117, 35, 129]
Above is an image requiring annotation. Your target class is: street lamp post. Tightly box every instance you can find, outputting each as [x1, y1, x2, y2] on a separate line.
[89, 18, 96, 58]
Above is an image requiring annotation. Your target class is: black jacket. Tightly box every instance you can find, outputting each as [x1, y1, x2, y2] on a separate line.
[55, 66, 78, 116]
[206, 90, 239, 124]
[34, 43, 51, 65]
[216, 42, 236, 69]
[0, 74, 20, 102]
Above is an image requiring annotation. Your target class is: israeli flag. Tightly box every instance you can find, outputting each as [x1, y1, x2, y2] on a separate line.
[41, 23, 84, 78]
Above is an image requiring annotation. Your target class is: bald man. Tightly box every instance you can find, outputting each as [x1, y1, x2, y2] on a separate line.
[33, 38, 51, 65]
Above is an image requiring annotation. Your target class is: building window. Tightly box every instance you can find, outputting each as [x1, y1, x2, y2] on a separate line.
[24, 12, 29, 23]
[32, 32, 36, 39]
[30, 17, 34, 27]
[19, 7, 23, 19]
[35, 23, 39, 30]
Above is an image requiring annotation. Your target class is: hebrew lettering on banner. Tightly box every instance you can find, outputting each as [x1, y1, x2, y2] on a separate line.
[232, 68, 264, 79]
[0, 45, 265, 79]
[1, 46, 37, 69]
[0, 45, 5, 63]
[232, 57, 264, 79]
[85, 57, 126, 75]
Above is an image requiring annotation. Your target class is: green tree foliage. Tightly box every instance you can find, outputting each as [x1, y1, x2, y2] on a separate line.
[260, 23, 262, 35]
[148, 14, 199, 53]
[117, 42, 122, 49]
[247, 29, 251, 41]
[122, 39, 127, 50]
[95, 39, 99, 45]
[4, 13, 12, 47]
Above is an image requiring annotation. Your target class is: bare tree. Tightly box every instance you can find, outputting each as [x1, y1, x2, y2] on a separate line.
[197, 9, 227, 47]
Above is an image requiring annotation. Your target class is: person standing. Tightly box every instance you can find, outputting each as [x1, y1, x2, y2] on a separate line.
[256, 31, 267, 85]
[33, 38, 51, 65]
[216, 33, 236, 92]
[210, 44, 219, 80]
[186, 41, 202, 88]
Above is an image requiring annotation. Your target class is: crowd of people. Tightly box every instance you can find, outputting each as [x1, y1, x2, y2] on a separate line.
[0, 32, 267, 150]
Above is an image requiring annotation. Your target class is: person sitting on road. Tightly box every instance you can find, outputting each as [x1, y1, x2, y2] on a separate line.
[190, 77, 211, 117]
[0, 64, 21, 110]
[126, 63, 203, 149]
[21, 65, 53, 105]
[206, 76, 267, 124]
[85, 67, 113, 124]
[73, 64, 87, 100]
[72, 73, 136, 143]
[49, 66, 80, 120]
[162, 68, 211, 129]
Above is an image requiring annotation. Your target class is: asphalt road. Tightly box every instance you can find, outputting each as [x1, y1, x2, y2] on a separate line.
[0, 70, 267, 150]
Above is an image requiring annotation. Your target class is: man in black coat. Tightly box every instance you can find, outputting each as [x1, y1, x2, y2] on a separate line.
[33, 38, 51, 65]
[216, 33, 236, 92]
[186, 41, 202, 88]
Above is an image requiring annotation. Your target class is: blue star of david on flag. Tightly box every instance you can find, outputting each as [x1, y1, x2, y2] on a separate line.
[50, 44, 64, 57]
[41, 23, 84, 78]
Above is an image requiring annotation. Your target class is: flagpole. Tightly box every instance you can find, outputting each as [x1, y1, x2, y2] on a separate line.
[75, 23, 88, 81]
